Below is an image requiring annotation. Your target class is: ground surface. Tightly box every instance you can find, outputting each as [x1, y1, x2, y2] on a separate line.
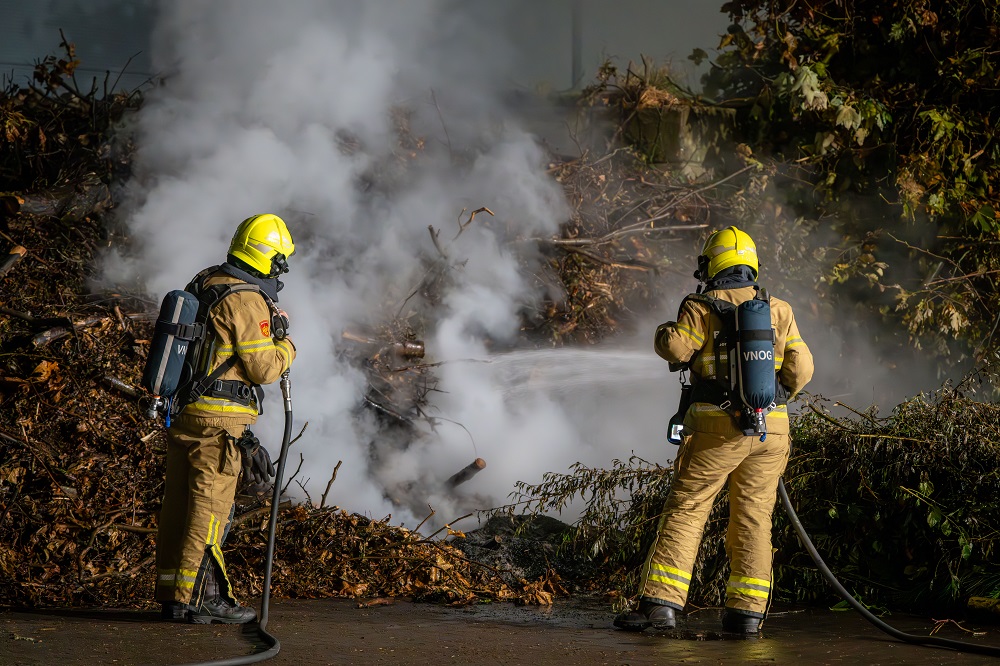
[3, 597, 999, 666]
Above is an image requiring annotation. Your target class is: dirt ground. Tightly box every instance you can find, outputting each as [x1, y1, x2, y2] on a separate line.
[3, 597, 999, 666]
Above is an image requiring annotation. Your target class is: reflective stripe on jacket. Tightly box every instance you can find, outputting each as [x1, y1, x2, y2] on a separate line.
[654, 286, 813, 435]
[177, 272, 295, 428]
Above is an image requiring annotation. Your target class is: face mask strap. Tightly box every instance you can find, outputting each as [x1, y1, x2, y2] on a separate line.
[270, 253, 289, 277]
[694, 255, 709, 282]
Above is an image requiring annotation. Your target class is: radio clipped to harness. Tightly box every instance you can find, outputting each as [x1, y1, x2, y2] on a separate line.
[666, 371, 692, 445]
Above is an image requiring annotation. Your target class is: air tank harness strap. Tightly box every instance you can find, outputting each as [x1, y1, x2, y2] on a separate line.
[177, 357, 264, 415]
[153, 320, 205, 341]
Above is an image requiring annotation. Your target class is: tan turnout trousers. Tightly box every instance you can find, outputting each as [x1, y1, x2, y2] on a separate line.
[638, 431, 790, 616]
[155, 421, 243, 607]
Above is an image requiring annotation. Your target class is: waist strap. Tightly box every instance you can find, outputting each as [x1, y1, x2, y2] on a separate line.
[690, 377, 789, 408]
[203, 379, 259, 408]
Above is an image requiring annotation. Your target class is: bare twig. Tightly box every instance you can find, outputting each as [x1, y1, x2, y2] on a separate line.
[102, 375, 140, 398]
[288, 421, 309, 447]
[414, 505, 436, 535]
[320, 460, 342, 509]
[429, 88, 453, 158]
[424, 512, 474, 540]
[452, 206, 495, 241]
[428, 225, 448, 259]
[232, 499, 293, 528]
[281, 452, 306, 495]
[110, 523, 156, 534]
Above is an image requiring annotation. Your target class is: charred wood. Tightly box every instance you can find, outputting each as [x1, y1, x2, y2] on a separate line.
[446, 458, 487, 489]
[0, 245, 26, 278]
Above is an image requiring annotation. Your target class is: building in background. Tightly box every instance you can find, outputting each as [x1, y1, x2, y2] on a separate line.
[1, 0, 725, 94]
[0, 0, 155, 92]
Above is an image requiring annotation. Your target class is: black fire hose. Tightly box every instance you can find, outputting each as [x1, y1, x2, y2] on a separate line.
[777, 478, 1000, 657]
[177, 371, 294, 666]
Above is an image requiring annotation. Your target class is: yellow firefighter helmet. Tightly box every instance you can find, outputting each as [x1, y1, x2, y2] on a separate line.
[228, 214, 295, 277]
[698, 226, 758, 280]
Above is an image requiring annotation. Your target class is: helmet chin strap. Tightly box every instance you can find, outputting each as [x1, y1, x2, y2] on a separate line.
[694, 255, 709, 282]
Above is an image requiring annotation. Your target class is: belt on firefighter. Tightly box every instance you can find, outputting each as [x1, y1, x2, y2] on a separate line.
[690, 378, 789, 408]
[203, 379, 258, 407]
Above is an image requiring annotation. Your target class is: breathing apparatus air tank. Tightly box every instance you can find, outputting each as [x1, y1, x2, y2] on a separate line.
[141, 290, 203, 417]
[733, 297, 776, 439]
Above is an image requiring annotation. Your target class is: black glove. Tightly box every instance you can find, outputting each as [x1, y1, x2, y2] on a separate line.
[271, 310, 289, 340]
[237, 431, 275, 485]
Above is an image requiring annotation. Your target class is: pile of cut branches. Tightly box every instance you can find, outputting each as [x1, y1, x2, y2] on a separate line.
[776, 382, 1000, 613]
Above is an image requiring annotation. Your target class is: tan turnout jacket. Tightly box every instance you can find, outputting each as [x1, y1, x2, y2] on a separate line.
[176, 271, 295, 428]
[654, 285, 813, 435]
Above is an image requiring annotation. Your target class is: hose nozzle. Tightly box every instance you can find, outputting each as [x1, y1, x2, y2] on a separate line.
[280, 371, 292, 413]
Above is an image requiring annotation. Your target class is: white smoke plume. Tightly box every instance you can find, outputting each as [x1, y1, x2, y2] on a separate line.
[110, 0, 677, 527]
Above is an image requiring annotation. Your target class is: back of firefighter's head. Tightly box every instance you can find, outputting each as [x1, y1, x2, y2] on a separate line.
[695, 226, 758, 282]
[228, 213, 296, 279]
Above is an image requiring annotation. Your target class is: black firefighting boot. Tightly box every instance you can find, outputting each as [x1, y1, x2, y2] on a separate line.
[160, 601, 189, 622]
[721, 608, 762, 635]
[189, 564, 257, 625]
[613, 600, 677, 631]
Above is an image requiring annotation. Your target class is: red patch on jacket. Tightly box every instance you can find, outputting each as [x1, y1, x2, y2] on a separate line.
[259, 319, 270, 337]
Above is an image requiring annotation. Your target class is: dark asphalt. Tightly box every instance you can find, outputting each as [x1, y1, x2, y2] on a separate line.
[3, 597, 1000, 665]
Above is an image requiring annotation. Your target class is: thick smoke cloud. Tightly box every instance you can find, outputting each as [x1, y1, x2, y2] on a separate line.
[111, 0, 677, 527]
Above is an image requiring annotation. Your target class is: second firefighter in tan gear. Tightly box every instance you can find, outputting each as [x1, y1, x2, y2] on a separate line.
[156, 214, 296, 623]
[626, 226, 814, 631]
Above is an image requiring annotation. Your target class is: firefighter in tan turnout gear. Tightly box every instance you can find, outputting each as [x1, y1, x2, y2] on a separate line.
[615, 226, 814, 635]
[157, 214, 297, 624]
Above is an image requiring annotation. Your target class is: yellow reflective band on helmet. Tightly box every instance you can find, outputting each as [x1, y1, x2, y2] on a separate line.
[727, 575, 770, 599]
[786, 336, 805, 349]
[649, 564, 691, 591]
[675, 323, 704, 345]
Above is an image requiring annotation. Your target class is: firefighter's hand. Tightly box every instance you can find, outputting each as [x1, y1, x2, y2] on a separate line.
[237, 433, 275, 484]
[271, 310, 290, 340]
